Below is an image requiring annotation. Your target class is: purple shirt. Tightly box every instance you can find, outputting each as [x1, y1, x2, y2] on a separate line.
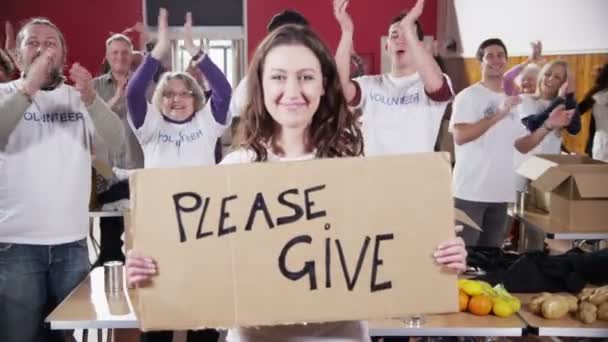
[503, 64, 525, 96]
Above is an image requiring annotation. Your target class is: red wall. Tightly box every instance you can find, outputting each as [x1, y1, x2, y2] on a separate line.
[1, 0, 437, 76]
[247, 0, 438, 74]
[0, 0, 143, 76]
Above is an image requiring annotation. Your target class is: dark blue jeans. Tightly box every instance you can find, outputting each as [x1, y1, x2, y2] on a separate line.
[0, 239, 90, 342]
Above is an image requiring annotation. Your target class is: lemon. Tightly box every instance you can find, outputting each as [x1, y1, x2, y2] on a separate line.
[479, 281, 493, 293]
[508, 297, 521, 312]
[492, 284, 521, 311]
[493, 298, 515, 318]
[459, 280, 484, 296]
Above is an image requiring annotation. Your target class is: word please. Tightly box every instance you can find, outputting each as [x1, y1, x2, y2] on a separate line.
[172, 185, 327, 242]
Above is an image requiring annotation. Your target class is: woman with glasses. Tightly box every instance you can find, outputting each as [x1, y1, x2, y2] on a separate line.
[126, 9, 231, 168]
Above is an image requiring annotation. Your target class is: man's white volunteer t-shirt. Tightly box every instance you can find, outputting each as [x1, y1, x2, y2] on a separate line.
[0, 80, 94, 244]
[450, 83, 523, 203]
[134, 104, 227, 168]
[354, 72, 451, 156]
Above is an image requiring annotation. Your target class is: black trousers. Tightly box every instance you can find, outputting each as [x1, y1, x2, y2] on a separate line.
[95, 180, 129, 266]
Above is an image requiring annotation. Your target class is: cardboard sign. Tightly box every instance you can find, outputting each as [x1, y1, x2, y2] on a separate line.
[129, 153, 459, 331]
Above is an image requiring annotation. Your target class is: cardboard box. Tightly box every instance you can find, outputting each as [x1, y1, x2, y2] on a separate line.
[129, 153, 460, 331]
[527, 188, 551, 213]
[516, 154, 608, 232]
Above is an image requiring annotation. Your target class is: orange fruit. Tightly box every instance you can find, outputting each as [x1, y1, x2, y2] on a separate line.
[459, 290, 469, 312]
[468, 295, 493, 316]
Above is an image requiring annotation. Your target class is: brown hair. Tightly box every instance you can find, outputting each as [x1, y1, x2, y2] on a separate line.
[476, 38, 508, 62]
[235, 24, 363, 161]
[16, 18, 67, 64]
[390, 12, 423, 41]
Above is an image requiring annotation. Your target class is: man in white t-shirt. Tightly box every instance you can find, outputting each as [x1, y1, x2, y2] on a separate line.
[450, 38, 572, 247]
[449, 38, 521, 247]
[0, 18, 124, 342]
[334, 0, 453, 156]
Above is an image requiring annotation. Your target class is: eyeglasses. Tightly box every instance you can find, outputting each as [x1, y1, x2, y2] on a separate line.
[162, 90, 194, 99]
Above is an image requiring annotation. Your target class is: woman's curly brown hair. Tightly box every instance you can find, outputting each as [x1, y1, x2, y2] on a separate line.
[234, 24, 363, 161]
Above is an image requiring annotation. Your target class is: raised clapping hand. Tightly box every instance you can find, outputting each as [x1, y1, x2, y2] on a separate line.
[496, 95, 522, 119]
[151, 8, 171, 60]
[69, 63, 97, 106]
[546, 104, 574, 130]
[107, 77, 127, 110]
[529, 40, 544, 64]
[4, 21, 16, 61]
[22, 50, 55, 96]
[184, 12, 204, 58]
[400, 0, 425, 40]
[333, 0, 354, 33]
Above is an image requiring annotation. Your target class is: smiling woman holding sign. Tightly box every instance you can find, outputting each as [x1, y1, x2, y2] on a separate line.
[127, 7, 467, 342]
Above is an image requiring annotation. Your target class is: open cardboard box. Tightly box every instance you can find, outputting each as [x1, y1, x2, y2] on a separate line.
[516, 154, 608, 232]
[128, 153, 464, 331]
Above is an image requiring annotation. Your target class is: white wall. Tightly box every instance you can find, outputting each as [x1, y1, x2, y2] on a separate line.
[437, 0, 608, 57]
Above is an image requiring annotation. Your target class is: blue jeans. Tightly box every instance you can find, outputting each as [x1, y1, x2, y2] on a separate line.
[0, 239, 90, 342]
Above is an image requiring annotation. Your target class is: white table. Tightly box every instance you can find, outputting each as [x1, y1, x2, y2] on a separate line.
[47, 269, 528, 340]
[368, 314, 525, 337]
